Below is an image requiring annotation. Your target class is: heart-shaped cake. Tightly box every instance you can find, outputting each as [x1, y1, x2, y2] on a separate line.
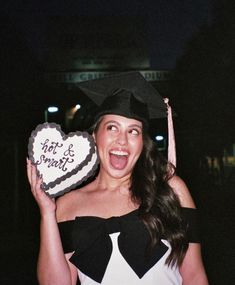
[28, 122, 99, 197]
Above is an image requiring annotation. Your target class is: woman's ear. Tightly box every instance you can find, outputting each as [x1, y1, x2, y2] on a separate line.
[92, 132, 96, 143]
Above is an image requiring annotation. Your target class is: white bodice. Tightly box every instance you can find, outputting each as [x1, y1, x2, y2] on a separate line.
[78, 233, 182, 285]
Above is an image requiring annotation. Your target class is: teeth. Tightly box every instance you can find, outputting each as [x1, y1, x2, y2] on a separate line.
[110, 150, 128, 156]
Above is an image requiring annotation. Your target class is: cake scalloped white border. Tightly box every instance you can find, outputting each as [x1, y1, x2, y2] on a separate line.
[28, 122, 99, 197]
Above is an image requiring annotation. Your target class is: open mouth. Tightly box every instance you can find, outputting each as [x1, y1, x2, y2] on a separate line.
[109, 150, 129, 170]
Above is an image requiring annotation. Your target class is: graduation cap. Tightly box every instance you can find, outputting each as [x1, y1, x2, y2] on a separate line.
[78, 71, 167, 123]
[77, 71, 176, 166]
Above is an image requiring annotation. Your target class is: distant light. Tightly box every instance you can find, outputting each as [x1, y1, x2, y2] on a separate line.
[48, 106, 59, 113]
[75, 104, 81, 110]
[155, 135, 164, 141]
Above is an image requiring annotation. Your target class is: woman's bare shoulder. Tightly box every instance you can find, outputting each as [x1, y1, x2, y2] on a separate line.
[168, 175, 196, 208]
[56, 183, 94, 222]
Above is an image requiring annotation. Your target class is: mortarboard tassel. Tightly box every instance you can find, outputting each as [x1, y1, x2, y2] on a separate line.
[163, 98, 176, 167]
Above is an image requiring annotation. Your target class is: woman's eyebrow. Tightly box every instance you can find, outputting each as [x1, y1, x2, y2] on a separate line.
[128, 124, 143, 129]
[103, 120, 120, 126]
[103, 120, 142, 129]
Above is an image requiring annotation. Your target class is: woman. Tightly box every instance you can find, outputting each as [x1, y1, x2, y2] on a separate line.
[27, 72, 209, 285]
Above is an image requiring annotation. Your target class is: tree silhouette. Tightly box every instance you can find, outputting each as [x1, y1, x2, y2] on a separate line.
[170, 0, 235, 183]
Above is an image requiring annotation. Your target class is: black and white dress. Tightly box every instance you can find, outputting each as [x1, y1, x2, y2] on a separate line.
[58, 208, 200, 285]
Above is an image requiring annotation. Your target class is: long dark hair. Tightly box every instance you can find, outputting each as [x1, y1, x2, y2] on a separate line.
[131, 131, 188, 266]
[91, 117, 188, 266]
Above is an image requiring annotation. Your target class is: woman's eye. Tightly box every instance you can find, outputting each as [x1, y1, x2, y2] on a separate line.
[129, 129, 140, 136]
[107, 125, 118, 132]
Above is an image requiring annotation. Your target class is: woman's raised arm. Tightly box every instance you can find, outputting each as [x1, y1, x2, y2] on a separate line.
[27, 159, 77, 285]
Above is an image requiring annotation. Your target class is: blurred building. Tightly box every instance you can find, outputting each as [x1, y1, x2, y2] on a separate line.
[43, 16, 150, 72]
[41, 16, 172, 133]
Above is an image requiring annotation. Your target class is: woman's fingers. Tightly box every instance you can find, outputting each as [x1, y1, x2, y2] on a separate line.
[26, 158, 56, 214]
[26, 158, 32, 185]
[27, 158, 42, 194]
[31, 163, 38, 190]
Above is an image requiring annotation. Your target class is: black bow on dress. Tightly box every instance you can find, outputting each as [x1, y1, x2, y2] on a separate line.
[58, 210, 168, 283]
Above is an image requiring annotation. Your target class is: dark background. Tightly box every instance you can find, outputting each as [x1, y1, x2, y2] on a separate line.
[0, 1, 234, 284]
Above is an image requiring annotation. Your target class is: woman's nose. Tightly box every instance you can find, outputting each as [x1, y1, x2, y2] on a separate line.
[116, 131, 128, 145]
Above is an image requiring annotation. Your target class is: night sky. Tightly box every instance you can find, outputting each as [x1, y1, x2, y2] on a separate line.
[1, 0, 210, 69]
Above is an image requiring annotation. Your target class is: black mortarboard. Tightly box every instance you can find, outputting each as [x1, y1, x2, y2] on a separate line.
[77, 71, 177, 167]
[77, 71, 167, 125]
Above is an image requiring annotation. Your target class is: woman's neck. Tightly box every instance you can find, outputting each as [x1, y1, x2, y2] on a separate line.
[94, 171, 131, 192]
